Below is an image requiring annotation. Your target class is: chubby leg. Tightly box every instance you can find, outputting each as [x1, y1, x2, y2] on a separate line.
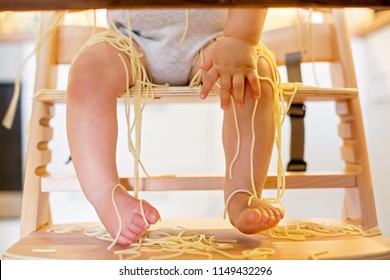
[222, 57, 283, 233]
[191, 45, 283, 234]
[67, 41, 159, 245]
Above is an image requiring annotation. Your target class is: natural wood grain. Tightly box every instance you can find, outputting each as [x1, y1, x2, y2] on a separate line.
[34, 85, 359, 104]
[40, 172, 358, 192]
[19, 13, 59, 239]
[4, 218, 390, 260]
[354, 10, 390, 36]
[57, 26, 107, 64]
[0, 0, 389, 11]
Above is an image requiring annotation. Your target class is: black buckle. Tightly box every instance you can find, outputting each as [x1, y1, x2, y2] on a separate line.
[287, 160, 307, 172]
[288, 103, 306, 118]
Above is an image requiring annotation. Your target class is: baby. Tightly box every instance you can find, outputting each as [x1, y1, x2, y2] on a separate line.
[66, 8, 283, 245]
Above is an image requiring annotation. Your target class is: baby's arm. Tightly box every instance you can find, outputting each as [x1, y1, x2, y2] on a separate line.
[200, 9, 268, 109]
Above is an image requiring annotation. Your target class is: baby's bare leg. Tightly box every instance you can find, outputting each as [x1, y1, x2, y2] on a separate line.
[67, 41, 159, 245]
[222, 56, 283, 233]
[191, 46, 283, 234]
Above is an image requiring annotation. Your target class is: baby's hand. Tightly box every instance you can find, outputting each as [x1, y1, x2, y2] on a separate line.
[200, 36, 261, 109]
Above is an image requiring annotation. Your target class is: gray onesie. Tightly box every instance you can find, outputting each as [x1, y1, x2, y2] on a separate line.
[108, 9, 228, 85]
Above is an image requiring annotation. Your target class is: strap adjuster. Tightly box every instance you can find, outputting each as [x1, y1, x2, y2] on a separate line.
[288, 103, 306, 118]
[287, 160, 307, 172]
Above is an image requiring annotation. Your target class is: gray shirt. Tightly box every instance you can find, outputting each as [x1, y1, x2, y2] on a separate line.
[108, 9, 227, 85]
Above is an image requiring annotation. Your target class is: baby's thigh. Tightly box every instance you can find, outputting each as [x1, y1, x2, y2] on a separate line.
[69, 42, 132, 94]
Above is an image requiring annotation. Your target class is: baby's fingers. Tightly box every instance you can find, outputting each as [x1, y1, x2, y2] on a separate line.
[200, 58, 213, 71]
[247, 71, 261, 99]
[200, 68, 219, 99]
[219, 75, 231, 109]
[232, 74, 245, 107]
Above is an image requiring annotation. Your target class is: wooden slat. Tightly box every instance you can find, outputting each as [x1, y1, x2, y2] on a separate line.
[34, 85, 359, 104]
[40, 172, 357, 192]
[262, 23, 336, 66]
[57, 26, 108, 65]
[354, 10, 390, 36]
[1, 0, 388, 11]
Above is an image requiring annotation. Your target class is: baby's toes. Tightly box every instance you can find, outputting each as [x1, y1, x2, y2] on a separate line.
[264, 208, 276, 224]
[272, 207, 283, 221]
[240, 208, 261, 225]
[142, 200, 160, 224]
[121, 227, 142, 244]
[117, 233, 133, 246]
[131, 214, 150, 231]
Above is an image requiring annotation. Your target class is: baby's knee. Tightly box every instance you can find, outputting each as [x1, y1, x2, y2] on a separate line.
[67, 43, 128, 99]
[67, 49, 101, 98]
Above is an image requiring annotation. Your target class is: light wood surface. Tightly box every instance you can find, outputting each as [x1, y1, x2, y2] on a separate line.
[354, 10, 390, 36]
[39, 172, 358, 192]
[0, 33, 36, 42]
[56, 26, 107, 64]
[0, 0, 389, 11]
[4, 218, 390, 260]
[19, 13, 59, 239]
[34, 85, 359, 104]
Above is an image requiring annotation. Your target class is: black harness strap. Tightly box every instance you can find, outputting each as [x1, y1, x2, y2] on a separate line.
[286, 53, 307, 172]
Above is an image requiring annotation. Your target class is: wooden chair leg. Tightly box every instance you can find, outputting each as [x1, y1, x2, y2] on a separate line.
[337, 99, 378, 229]
[20, 100, 54, 238]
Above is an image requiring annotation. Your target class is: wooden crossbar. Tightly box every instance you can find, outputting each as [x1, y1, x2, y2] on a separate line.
[40, 172, 357, 192]
[34, 85, 358, 104]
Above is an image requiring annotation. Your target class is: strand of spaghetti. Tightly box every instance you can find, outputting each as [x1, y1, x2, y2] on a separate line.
[32, 249, 57, 253]
[118, 54, 150, 179]
[179, 9, 189, 45]
[250, 99, 259, 197]
[309, 250, 328, 260]
[223, 189, 255, 219]
[46, 220, 381, 260]
[107, 183, 127, 250]
[2, 11, 66, 129]
[189, 48, 204, 87]
[242, 247, 275, 260]
[228, 94, 241, 180]
[139, 199, 150, 227]
[268, 229, 306, 241]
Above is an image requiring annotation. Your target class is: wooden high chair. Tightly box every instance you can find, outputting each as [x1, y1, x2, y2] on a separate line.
[4, 9, 390, 260]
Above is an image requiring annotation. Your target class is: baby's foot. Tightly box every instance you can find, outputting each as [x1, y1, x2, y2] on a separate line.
[92, 185, 160, 245]
[225, 191, 284, 234]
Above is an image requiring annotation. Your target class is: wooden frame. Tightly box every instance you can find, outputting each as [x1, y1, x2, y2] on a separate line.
[1, 0, 389, 11]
